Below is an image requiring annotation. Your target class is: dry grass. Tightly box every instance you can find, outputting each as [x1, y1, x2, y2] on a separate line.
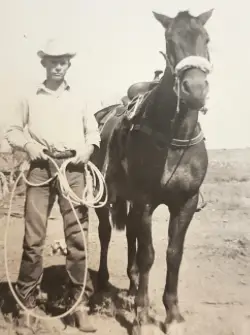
[205, 148, 250, 184]
[203, 181, 250, 210]
[200, 148, 250, 211]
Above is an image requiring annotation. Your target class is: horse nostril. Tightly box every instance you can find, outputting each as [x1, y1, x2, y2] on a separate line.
[182, 80, 191, 95]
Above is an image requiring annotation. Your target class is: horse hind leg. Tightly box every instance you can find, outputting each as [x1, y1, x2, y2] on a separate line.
[96, 207, 112, 291]
[110, 197, 139, 295]
[96, 197, 128, 290]
[109, 197, 140, 300]
[126, 204, 139, 297]
[131, 203, 156, 335]
[163, 193, 199, 333]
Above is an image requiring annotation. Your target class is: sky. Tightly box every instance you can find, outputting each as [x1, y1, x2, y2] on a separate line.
[0, 0, 249, 150]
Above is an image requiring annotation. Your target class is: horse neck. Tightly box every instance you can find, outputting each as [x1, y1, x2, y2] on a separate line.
[144, 67, 200, 141]
[174, 107, 200, 141]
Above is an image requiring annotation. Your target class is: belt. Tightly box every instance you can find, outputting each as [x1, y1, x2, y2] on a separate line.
[43, 149, 76, 159]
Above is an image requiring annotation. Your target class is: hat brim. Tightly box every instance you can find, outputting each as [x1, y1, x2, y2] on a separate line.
[37, 50, 76, 59]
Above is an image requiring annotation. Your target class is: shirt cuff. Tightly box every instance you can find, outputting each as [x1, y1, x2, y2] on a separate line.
[85, 135, 101, 148]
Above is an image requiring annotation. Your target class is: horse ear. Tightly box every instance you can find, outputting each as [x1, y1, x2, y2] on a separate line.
[197, 9, 214, 26]
[153, 12, 172, 29]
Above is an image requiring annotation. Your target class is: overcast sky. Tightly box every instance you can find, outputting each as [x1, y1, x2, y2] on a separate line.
[0, 0, 249, 149]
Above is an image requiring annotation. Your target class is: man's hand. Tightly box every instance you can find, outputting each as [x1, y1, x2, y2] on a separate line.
[24, 142, 48, 161]
[72, 145, 95, 165]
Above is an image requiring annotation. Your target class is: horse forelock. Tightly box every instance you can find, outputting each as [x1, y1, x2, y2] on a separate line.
[176, 10, 193, 19]
[165, 11, 210, 67]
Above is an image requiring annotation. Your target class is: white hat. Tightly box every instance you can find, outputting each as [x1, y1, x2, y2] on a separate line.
[37, 38, 76, 59]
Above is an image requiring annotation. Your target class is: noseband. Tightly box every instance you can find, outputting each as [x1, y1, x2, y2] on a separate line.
[160, 54, 212, 148]
[175, 56, 212, 76]
[165, 55, 213, 114]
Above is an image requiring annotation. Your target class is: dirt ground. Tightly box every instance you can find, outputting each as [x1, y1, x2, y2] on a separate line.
[0, 148, 250, 335]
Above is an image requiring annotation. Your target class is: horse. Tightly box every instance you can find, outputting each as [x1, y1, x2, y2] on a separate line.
[93, 8, 214, 334]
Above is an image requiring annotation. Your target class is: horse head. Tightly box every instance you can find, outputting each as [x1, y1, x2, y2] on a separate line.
[153, 9, 213, 111]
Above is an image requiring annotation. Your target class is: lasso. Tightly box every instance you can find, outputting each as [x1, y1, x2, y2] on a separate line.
[4, 154, 107, 321]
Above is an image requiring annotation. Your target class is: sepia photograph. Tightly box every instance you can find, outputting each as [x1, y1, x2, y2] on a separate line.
[0, 0, 249, 334]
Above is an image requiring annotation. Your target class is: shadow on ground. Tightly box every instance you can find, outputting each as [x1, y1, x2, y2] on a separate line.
[0, 265, 162, 334]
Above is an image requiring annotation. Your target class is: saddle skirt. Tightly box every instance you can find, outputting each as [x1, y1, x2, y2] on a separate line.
[94, 94, 144, 133]
[94, 78, 160, 131]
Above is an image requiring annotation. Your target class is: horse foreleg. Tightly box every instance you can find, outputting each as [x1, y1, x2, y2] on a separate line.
[126, 205, 139, 297]
[163, 193, 199, 332]
[132, 203, 155, 335]
[96, 207, 112, 291]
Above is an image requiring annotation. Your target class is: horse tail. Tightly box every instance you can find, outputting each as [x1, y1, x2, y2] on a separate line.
[110, 198, 129, 231]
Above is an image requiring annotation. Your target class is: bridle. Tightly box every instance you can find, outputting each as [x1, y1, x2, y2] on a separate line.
[164, 52, 213, 114]
[158, 46, 213, 150]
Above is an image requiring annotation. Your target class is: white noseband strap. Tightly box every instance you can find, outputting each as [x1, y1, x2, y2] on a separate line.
[175, 56, 212, 76]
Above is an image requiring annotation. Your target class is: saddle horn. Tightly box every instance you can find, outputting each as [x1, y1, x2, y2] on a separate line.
[154, 70, 163, 81]
[159, 51, 167, 61]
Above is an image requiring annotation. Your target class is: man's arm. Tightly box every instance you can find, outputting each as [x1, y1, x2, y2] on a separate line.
[5, 97, 30, 151]
[83, 110, 101, 149]
[73, 110, 101, 164]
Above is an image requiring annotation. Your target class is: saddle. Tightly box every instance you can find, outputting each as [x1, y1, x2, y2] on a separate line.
[127, 80, 159, 101]
[95, 79, 160, 134]
[95, 104, 120, 129]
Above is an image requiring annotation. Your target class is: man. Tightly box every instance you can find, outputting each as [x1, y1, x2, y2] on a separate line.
[5, 38, 100, 333]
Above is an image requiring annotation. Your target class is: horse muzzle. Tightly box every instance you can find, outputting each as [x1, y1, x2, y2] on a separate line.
[174, 56, 212, 110]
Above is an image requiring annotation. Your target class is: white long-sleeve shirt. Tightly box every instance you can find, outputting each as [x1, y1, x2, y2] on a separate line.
[5, 82, 101, 152]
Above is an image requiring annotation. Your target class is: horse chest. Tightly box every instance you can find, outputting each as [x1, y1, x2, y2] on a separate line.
[160, 151, 207, 193]
[161, 165, 197, 192]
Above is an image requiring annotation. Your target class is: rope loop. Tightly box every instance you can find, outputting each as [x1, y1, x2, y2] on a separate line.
[4, 155, 107, 321]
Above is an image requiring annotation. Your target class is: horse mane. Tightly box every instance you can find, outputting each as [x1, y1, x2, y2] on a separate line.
[132, 67, 176, 128]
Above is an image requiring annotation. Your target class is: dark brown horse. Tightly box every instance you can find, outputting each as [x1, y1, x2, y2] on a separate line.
[93, 9, 213, 334]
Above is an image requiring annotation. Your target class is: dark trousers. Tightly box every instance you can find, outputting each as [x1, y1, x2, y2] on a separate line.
[16, 160, 93, 304]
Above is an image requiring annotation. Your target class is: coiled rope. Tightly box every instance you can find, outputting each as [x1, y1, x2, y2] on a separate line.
[4, 155, 107, 321]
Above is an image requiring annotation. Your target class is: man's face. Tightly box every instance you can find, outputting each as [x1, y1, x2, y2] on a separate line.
[42, 56, 70, 82]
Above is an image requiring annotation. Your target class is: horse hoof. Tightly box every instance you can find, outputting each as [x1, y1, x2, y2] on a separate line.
[133, 324, 163, 335]
[164, 320, 185, 335]
[122, 293, 135, 311]
[132, 323, 141, 335]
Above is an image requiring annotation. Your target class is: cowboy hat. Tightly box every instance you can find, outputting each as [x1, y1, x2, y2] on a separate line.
[37, 38, 76, 59]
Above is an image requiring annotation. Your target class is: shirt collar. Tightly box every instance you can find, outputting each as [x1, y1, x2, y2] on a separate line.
[36, 81, 71, 95]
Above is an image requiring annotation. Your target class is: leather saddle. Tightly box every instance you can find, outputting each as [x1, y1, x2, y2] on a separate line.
[127, 81, 159, 101]
[116, 79, 161, 119]
[95, 76, 162, 131]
